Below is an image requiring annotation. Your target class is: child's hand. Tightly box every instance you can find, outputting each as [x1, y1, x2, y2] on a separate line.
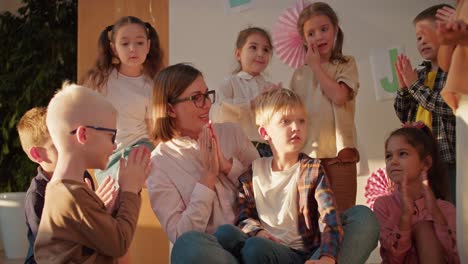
[437, 20, 468, 45]
[261, 82, 282, 93]
[251, 82, 282, 109]
[198, 125, 220, 189]
[256, 230, 283, 243]
[421, 170, 448, 225]
[118, 145, 151, 194]
[399, 172, 413, 230]
[306, 43, 321, 71]
[305, 256, 336, 264]
[436, 6, 456, 23]
[88, 175, 118, 213]
[394, 59, 407, 89]
[395, 55, 417, 88]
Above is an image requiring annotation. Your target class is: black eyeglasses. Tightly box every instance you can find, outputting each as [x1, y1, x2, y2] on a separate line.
[169, 90, 216, 108]
[69, 126, 117, 144]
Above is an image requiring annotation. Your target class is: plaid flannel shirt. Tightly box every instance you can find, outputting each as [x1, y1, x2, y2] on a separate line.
[394, 61, 456, 163]
[236, 153, 344, 259]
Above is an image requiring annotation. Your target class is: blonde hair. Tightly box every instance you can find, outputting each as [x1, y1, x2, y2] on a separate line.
[151, 63, 202, 142]
[46, 82, 117, 146]
[17, 107, 49, 154]
[255, 88, 306, 127]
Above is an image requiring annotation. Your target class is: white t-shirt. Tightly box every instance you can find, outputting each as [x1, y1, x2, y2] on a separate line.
[104, 69, 153, 151]
[252, 157, 304, 250]
[211, 71, 269, 142]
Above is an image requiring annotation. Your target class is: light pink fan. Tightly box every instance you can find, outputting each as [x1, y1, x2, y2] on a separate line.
[365, 168, 395, 210]
[272, 0, 311, 68]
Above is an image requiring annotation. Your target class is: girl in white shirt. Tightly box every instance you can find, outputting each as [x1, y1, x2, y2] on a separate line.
[81, 16, 164, 186]
[211, 27, 279, 157]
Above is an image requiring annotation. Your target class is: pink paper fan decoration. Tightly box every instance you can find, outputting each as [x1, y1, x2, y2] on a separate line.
[365, 168, 395, 210]
[272, 0, 310, 68]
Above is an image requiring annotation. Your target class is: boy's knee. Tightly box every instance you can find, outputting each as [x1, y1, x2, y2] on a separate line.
[345, 205, 380, 238]
[173, 231, 213, 249]
[171, 231, 217, 262]
[214, 224, 239, 238]
[214, 224, 241, 248]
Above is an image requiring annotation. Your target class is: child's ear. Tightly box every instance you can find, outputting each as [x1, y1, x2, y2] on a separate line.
[29, 147, 44, 163]
[167, 103, 177, 118]
[235, 49, 241, 62]
[423, 155, 433, 172]
[75, 126, 88, 144]
[258, 126, 270, 141]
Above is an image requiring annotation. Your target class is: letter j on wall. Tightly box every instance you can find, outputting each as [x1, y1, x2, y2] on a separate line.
[370, 46, 405, 101]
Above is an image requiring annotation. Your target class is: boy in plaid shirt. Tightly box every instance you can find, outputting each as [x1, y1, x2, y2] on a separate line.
[394, 4, 456, 204]
[214, 88, 379, 264]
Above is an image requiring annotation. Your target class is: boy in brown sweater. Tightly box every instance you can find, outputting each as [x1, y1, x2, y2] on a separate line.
[34, 83, 150, 263]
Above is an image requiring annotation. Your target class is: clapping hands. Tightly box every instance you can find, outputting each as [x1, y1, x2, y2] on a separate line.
[395, 54, 418, 89]
[436, 5, 468, 45]
[85, 175, 118, 213]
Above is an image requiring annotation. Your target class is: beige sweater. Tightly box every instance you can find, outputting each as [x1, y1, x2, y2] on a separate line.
[34, 179, 141, 264]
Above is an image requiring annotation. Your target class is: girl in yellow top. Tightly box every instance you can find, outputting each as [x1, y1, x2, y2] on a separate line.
[290, 2, 359, 211]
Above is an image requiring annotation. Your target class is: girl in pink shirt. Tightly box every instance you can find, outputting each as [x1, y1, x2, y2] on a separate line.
[374, 124, 459, 263]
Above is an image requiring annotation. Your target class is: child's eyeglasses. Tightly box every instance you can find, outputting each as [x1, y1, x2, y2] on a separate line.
[69, 126, 117, 144]
[169, 90, 216, 108]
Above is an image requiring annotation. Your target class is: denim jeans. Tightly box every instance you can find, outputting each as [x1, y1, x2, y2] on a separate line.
[171, 205, 379, 264]
[171, 230, 239, 264]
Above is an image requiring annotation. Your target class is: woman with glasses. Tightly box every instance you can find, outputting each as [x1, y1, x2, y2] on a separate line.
[147, 63, 259, 263]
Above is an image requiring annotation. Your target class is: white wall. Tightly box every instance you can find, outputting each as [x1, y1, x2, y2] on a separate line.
[169, 0, 456, 175]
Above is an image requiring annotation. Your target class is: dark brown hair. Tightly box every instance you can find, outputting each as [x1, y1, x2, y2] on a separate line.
[385, 126, 448, 200]
[297, 2, 348, 64]
[413, 4, 454, 24]
[151, 63, 202, 142]
[81, 16, 164, 92]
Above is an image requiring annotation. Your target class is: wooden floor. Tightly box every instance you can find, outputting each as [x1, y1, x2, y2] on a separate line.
[128, 189, 170, 263]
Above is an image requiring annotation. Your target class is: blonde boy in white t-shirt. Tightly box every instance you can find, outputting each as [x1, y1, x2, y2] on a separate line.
[211, 88, 379, 264]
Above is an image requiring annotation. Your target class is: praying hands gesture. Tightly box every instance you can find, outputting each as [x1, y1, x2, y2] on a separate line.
[395, 54, 418, 90]
[198, 122, 233, 189]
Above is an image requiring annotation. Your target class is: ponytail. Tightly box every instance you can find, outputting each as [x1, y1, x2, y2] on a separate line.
[143, 22, 164, 78]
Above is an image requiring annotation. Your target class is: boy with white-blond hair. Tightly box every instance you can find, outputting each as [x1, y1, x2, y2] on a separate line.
[17, 107, 105, 264]
[34, 83, 151, 263]
[212, 88, 379, 264]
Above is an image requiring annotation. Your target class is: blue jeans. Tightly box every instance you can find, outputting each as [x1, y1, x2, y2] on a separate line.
[171, 205, 379, 264]
[171, 230, 239, 264]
